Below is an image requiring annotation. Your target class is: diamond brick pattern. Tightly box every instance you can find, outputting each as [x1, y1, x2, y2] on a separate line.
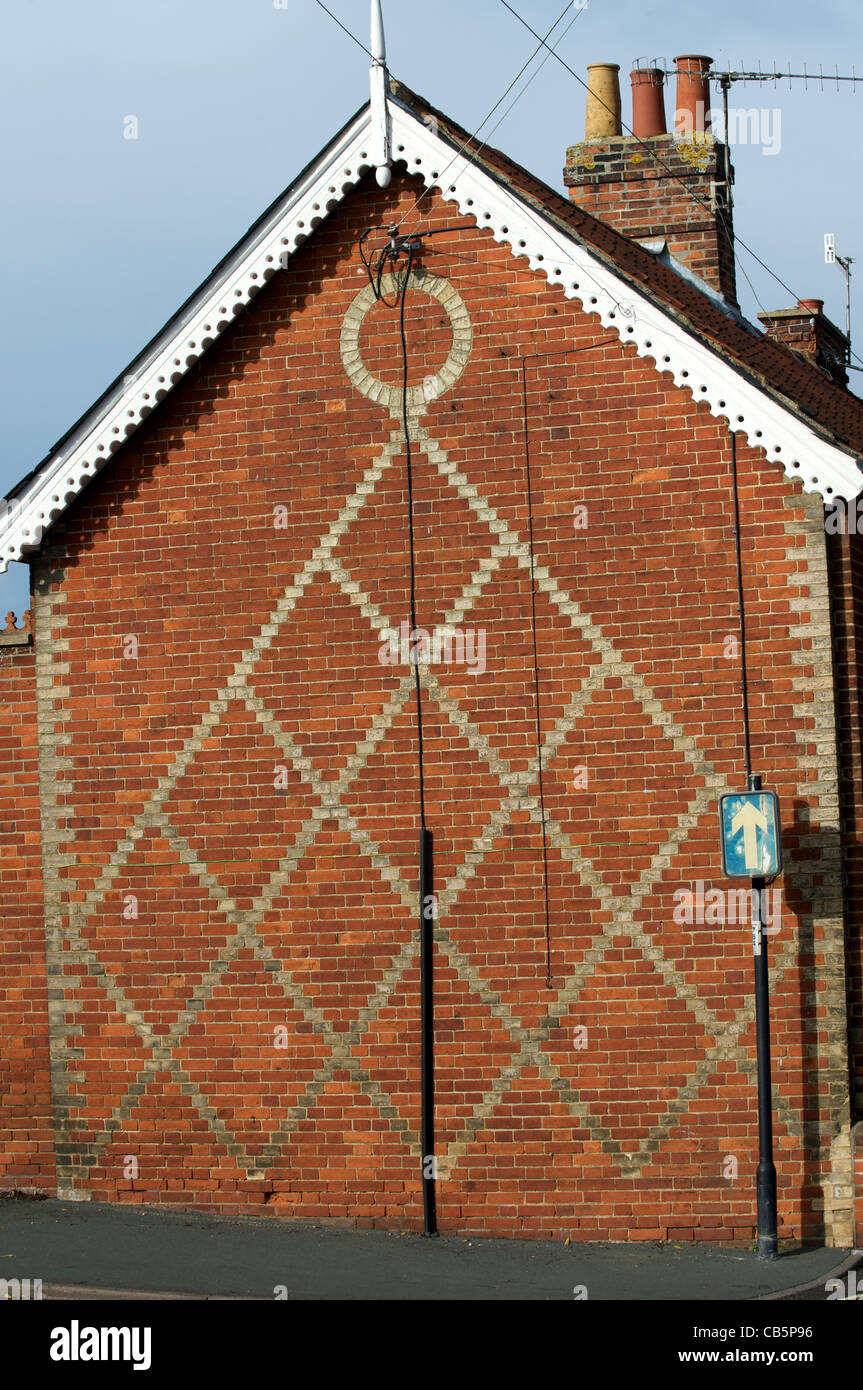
[13, 181, 854, 1243]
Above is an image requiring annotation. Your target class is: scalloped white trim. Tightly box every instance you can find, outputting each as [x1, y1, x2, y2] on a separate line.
[0, 109, 378, 572]
[2, 96, 860, 573]
[385, 99, 863, 505]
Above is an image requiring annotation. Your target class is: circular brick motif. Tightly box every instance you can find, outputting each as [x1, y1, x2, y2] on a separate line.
[340, 270, 472, 413]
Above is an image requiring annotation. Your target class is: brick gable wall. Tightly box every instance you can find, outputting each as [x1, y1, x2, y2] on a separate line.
[1, 166, 857, 1242]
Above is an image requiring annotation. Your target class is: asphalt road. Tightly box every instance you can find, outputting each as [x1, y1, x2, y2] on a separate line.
[0, 1197, 858, 1300]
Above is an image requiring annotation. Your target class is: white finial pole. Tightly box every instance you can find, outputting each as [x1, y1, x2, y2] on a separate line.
[371, 0, 386, 64]
[370, 0, 392, 187]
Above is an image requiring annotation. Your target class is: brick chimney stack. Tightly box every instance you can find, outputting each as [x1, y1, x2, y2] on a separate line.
[758, 300, 849, 387]
[564, 54, 738, 308]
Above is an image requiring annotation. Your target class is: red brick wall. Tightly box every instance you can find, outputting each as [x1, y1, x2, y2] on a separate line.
[7, 165, 855, 1241]
[0, 637, 54, 1192]
[827, 529, 863, 1125]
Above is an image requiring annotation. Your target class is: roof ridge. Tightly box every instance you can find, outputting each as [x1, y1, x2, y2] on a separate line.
[2, 80, 861, 573]
[388, 78, 863, 451]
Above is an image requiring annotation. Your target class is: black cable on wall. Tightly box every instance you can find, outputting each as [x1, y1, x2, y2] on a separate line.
[729, 430, 754, 779]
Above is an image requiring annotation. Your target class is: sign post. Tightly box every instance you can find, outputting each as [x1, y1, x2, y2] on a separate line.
[719, 774, 782, 1259]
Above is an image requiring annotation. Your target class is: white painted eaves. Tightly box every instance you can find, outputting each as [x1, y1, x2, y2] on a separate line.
[0, 104, 376, 573]
[383, 97, 863, 505]
[2, 89, 861, 574]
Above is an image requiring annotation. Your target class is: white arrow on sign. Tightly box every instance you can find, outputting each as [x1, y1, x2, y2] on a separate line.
[731, 801, 768, 871]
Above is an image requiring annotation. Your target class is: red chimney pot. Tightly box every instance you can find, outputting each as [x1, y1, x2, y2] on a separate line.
[630, 68, 667, 137]
[674, 54, 712, 135]
[797, 299, 824, 315]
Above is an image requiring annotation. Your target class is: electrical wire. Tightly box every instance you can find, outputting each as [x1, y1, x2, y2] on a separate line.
[389, 135, 638, 320]
[338, 0, 631, 322]
[386, 33, 638, 317]
[367, 221, 626, 286]
[312, 0, 672, 325]
[395, 240, 437, 1235]
[375, 234, 439, 1233]
[360, 224, 480, 304]
[520, 338, 619, 986]
[499, 3, 744, 289]
[317, 0, 856, 369]
[487, 2, 586, 136]
[729, 431, 753, 779]
[500, 0, 842, 323]
[392, 0, 580, 237]
[365, 221, 621, 984]
[397, 242, 428, 830]
[312, 0, 372, 58]
[318, 0, 579, 244]
[359, 226, 403, 306]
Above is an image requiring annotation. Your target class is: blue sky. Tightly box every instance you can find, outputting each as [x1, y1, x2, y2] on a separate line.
[2, 0, 860, 614]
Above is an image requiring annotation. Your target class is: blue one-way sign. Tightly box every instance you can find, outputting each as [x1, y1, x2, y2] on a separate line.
[719, 790, 782, 878]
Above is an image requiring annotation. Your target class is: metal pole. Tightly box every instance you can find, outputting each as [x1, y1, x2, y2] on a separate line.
[720, 76, 733, 207]
[835, 253, 853, 349]
[843, 256, 852, 348]
[419, 827, 437, 1235]
[748, 773, 778, 1258]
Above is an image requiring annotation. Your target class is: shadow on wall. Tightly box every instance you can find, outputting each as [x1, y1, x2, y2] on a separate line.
[784, 798, 848, 1246]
